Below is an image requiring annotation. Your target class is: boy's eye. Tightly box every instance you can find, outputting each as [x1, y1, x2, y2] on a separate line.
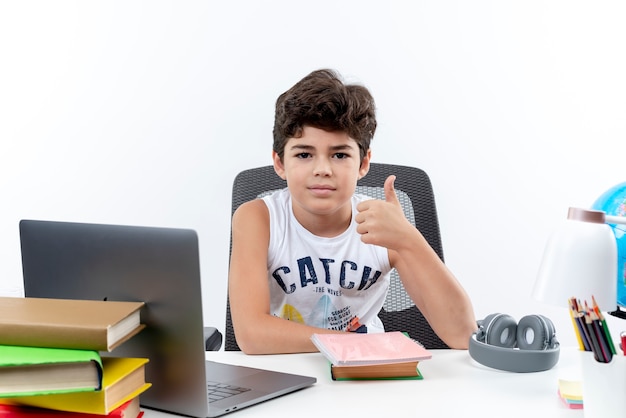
[334, 153, 348, 159]
[296, 152, 311, 159]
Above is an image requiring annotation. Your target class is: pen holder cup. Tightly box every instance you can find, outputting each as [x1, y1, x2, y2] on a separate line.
[580, 351, 626, 418]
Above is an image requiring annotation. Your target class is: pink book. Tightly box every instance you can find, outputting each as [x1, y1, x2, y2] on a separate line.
[311, 331, 432, 366]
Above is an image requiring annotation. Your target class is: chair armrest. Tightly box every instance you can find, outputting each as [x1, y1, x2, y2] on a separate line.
[204, 326, 223, 351]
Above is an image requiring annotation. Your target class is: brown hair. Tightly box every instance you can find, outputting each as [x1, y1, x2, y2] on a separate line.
[273, 69, 377, 162]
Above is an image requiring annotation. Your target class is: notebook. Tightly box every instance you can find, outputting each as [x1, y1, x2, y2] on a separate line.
[19, 220, 316, 417]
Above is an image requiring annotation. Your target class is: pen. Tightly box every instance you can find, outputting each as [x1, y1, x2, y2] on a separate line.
[591, 313, 612, 363]
[575, 299, 594, 352]
[568, 298, 588, 351]
[586, 300, 612, 362]
[592, 295, 617, 355]
[575, 311, 592, 352]
[584, 311, 604, 362]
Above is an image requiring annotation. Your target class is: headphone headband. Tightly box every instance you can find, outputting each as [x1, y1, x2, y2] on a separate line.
[469, 333, 560, 372]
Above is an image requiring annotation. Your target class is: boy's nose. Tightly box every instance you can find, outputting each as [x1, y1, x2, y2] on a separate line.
[313, 158, 332, 176]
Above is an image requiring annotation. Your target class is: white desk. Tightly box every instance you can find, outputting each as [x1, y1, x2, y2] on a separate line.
[143, 347, 583, 418]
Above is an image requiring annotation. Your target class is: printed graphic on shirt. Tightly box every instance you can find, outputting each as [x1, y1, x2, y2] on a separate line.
[272, 256, 382, 293]
[272, 255, 384, 331]
[306, 295, 333, 328]
[280, 304, 304, 324]
[277, 295, 359, 331]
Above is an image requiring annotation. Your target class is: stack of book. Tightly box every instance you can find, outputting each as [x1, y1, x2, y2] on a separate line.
[0, 296, 151, 417]
[310, 331, 432, 380]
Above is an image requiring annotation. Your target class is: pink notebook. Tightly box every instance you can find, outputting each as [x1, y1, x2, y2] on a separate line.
[311, 331, 432, 366]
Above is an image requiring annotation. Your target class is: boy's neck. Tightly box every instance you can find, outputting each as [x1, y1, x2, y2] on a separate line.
[292, 204, 352, 238]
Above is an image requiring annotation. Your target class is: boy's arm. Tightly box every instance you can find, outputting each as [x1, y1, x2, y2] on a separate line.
[356, 176, 478, 349]
[228, 199, 343, 354]
[390, 236, 477, 349]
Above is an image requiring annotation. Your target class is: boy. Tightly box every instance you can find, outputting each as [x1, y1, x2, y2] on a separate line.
[228, 69, 477, 354]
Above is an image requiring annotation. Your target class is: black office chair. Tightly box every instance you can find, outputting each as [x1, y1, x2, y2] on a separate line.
[225, 162, 449, 350]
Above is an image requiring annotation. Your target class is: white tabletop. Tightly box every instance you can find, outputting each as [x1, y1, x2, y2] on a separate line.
[143, 347, 584, 418]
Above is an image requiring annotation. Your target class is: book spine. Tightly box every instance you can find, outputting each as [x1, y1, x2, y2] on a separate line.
[0, 324, 107, 351]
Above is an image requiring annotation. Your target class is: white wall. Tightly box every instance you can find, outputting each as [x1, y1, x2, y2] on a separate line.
[1, 0, 625, 348]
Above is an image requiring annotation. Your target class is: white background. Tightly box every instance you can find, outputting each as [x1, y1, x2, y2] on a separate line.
[1, 0, 625, 348]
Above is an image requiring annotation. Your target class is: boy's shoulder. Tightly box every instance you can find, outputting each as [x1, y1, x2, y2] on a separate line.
[233, 197, 271, 225]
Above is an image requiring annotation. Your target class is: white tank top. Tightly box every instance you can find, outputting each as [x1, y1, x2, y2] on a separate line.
[262, 188, 392, 333]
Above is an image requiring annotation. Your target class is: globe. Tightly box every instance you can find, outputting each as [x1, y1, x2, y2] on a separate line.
[592, 182, 626, 308]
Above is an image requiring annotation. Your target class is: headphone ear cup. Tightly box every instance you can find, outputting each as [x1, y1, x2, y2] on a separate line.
[476, 313, 497, 342]
[483, 313, 517, 348]
[543, 315, 557, 347]
[516, 315, 555, 350]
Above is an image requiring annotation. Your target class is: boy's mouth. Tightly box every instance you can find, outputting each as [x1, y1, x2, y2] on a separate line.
[308, 185, 336, 196]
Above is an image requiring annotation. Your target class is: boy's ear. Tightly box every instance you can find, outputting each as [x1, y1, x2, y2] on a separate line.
[272, 151, 287, 180]
[358, 149, 372, 179]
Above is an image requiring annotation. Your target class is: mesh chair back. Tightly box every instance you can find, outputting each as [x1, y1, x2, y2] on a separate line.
[225, 162, 449, 350]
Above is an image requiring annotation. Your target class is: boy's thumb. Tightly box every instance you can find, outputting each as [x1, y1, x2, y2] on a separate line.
[384, 175, 399, 204]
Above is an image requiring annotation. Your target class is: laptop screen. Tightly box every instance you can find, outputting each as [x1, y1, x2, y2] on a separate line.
[20, 219, 212, 417]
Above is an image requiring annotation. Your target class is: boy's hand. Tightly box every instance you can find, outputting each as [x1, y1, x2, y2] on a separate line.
[355, 175, 413, 250]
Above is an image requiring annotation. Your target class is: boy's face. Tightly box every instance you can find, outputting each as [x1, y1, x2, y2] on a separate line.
[273, 126, 370, 221]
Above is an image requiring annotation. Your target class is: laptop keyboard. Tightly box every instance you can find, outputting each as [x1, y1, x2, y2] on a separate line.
[207, 381, 251, 403]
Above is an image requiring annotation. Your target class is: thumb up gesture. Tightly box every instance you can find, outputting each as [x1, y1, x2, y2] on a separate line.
[383, 174, 400, 206]
[355, 175, 412, 249]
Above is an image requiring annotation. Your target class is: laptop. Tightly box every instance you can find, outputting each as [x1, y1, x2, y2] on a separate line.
[19, 219, 316, 417]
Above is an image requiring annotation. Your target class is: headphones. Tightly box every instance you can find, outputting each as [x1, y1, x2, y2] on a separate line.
[468, 313, 560, 373]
